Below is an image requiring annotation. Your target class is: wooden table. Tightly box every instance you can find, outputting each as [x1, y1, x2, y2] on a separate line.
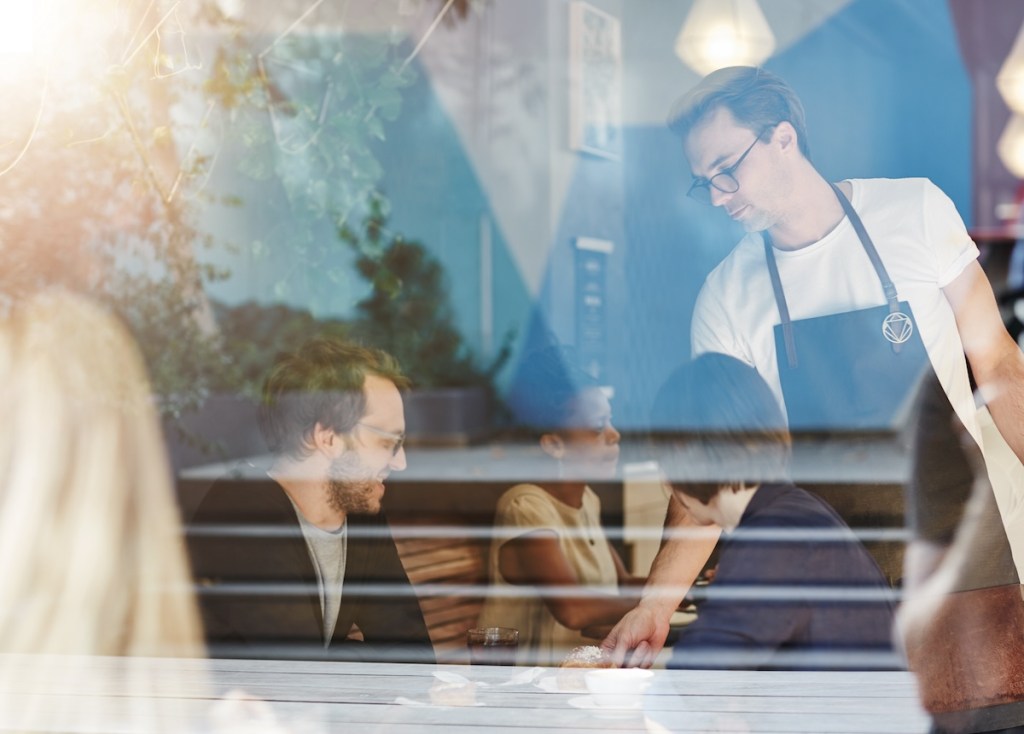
[0, 656, 932, 733]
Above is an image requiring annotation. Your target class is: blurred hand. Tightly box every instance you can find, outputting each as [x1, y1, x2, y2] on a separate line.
[210, 689, 318, 734]
[601, 604, 671, 668]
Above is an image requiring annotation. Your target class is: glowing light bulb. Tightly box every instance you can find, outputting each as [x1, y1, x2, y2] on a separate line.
[998, 21, 1024, 114]
[675, 0, 775, 77]
[998, 115, 1024, 178]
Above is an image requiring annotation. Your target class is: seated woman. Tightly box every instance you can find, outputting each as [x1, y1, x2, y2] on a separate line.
[476, 348, 640, 665]
[654, 354, 896, 671]
[0, 293, 205, 731]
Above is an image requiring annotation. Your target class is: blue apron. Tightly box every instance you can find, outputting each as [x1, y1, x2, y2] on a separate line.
[766, 183, 931, 431]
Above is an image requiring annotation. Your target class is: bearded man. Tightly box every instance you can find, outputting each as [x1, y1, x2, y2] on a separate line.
[187, 338, 434, 663]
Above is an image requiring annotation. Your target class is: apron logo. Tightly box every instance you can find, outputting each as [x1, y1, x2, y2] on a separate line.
[882, 312, 913, 344]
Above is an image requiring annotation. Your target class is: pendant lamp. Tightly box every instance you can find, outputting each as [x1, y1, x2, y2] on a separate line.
[997, 19, 1024, 114]
[675, 0, 775, 76]
[997, 114, 1024, 178]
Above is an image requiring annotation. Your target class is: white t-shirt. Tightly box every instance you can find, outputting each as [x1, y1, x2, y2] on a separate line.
[476, 484, 619, 666]
[692, 177, 979, 442]
[691, 177, 1024, 572]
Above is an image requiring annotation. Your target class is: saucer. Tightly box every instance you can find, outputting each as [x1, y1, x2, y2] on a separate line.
[567, 695, 642, 718]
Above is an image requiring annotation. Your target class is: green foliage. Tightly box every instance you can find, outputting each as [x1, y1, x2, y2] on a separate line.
[339, 192, 513, 391]
[205, 32, 417, 303]
[0, 0, 482, 445]
[210, 300, 350, 398]
[0, 1, 231, 422]
[113, 276, 229, 420]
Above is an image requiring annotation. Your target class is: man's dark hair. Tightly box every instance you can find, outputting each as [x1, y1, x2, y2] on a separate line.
[259, 338, 409, 458]
[651, 353, 791, 505]
[667, 66, 811, 159]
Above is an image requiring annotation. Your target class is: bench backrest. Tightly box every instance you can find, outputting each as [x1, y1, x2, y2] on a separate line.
[393, 522, 491, 662]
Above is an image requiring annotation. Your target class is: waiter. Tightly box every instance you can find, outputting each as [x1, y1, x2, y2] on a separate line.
[604, 65, 1024, 669]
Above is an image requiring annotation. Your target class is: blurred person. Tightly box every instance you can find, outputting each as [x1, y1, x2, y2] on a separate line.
[476, 347, 641, 665]
[652, 354, 895, 670]
[605, 64, 1024, 667]
[187, 338, 434, 663]
[0, 292, 205, 732]
[899, 374, 1024, 734]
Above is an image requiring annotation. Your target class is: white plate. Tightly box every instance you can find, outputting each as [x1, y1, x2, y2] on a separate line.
[567, 695, 642, 718]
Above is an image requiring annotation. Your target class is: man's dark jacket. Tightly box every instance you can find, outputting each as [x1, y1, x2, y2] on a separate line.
[187, 475, 434, 663]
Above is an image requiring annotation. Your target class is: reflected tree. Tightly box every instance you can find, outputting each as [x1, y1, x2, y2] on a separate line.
[341, 191, 513, 393]
[0, 0, 230, 420]
[0, 0, 483, 428]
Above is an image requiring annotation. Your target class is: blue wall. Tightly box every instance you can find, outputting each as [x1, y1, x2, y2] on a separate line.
[774, 0, 971, 210]
[371, 61, 530, 366]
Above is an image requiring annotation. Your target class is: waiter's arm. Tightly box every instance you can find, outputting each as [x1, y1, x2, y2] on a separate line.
[943, 260, 1024, 463]
[602, 493, 720, 667]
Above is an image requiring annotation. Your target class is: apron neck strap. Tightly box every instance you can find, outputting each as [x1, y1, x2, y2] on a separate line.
[828, 182, 901, 312]
[764, 181, 904, 368]
[763, 233, 797, 368]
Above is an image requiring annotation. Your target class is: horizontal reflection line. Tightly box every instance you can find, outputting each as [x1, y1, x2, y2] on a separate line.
[194, 582, 902, 602]
[186, 525, 912, 542]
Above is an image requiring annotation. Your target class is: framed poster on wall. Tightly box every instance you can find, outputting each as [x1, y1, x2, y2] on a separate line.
[569, 1, 622, 159]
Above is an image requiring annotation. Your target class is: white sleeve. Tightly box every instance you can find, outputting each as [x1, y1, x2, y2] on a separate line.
[921, 179, 979, 288]
[690, 279, 751, 364]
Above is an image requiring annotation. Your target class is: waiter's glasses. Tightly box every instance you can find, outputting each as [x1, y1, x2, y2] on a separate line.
[687, 131, 769, 205]
[356, 422, 405, 457]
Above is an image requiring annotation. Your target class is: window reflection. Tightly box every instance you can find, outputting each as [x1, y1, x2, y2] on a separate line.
[1, 1, 1022, 732]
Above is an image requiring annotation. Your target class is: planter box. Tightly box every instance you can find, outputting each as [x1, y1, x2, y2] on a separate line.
[164, 393, 266, 472]
[403, 386, 491, 446]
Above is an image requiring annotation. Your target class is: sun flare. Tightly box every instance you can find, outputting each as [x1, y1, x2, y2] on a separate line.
[0, 4, 34, 55]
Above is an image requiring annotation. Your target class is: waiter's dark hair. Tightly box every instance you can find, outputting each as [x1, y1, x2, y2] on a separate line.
[667, 66, 811, 159]
[651, 353, 791, 505]
[260, 337, 409, 458]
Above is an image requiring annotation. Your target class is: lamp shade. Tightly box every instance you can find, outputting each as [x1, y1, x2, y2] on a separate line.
[997, 20, 1024, 114]
[675, 0, 775, 76]
[997, 114, 1024, 178]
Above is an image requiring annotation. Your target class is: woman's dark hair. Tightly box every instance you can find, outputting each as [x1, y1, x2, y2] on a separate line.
[651, 353, 790, 504]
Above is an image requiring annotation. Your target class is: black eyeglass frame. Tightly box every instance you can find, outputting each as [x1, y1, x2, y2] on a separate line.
[686, 126, 776, 204]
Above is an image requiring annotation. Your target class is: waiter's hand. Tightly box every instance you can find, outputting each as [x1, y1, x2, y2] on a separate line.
[601, 604, 671, 669]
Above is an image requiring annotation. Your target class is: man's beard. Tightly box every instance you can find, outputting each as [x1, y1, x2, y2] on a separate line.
[326, 452, 383, 516]
[742, 207, 778, 234]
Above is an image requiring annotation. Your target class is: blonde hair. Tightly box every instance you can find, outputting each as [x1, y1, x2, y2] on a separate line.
[0, 292, 205, 729]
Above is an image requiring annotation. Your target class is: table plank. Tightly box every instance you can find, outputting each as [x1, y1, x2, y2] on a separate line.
[0, 656, 931, 733]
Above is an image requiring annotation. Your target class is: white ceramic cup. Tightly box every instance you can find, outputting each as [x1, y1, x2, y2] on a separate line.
[584, 668, 654, 708]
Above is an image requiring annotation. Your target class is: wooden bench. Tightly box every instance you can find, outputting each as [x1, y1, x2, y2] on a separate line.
[393, 520, 491, 663]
